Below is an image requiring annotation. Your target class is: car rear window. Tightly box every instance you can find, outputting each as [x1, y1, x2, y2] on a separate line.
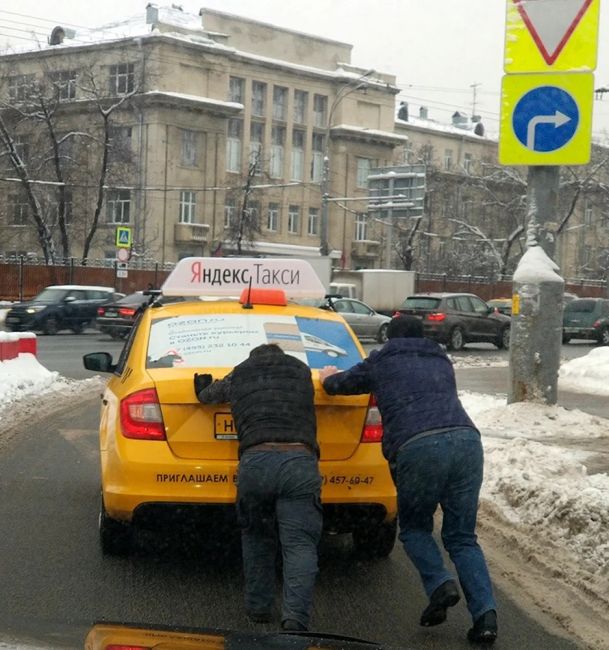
[146, 313, 363, 370]
[564, 299, 597, 313]
[402, 297, 441, 310]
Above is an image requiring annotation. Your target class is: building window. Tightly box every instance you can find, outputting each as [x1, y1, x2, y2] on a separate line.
[226, 119, 243, 173]
[108, 126, 133, 162]
[8, 74, 35, 102]
[267, 202, 279, 232]
[50, 70, 77, 100]
[224, 197, 236, 229]
[356, 158, 371, 189]
[181, 129, 198, 167]
[402, 141, 413, 164]
[229, 76, 244, 103]
[584, 200, 593, 225]
[270, 126, 285, 179]
[250, 121, 264, 171]
[313, 94, 327, 128]
[355, 212, 368, 241]
[291, 129, 305, 181]
[179, 191, 196, 224]
[55, 189, 73, 224]
[444, 149, 453, 170]
[106, 189, 131, 224]
[109, 63, 134, 95]
[308, 208, 319, 236]
[273, 86, 288, 121]
[294, 90, 308, 124]
[247, 201, 260, 228]
[311, 133, 325, 182]
[463, 153, 473, 173]
[8, 194, 29, 225]
[252, 81, 266, 117]
[288, 205, 300, 234]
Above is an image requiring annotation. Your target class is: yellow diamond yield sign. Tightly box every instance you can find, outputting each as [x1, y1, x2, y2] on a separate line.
[504, 0, 600, 73]
[499, 73, 594, 166]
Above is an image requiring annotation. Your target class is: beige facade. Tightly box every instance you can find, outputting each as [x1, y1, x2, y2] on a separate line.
[0, 5, 404, 267]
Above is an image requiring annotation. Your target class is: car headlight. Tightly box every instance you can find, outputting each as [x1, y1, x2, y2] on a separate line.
[26, 306, 45, 313]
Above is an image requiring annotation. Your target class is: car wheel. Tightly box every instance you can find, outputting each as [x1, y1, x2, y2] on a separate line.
[599, 327, 609, 346]
[99, 495, 132, 556]
[352, 519, 397, 559]
[377, 323, 389, 343]
[43, 316, 60, 335]
[562, 333, 572, 344]
[447, 326, 465, 352]
[495, 326, 510, 350]
[71, 321, 84, 334]
[109, 329, 126, 340]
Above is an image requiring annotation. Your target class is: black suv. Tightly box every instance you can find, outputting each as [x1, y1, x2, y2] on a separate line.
[395, 292, 511, 351]
[5, 285, 120, 335]
[563, 298, 609, 344]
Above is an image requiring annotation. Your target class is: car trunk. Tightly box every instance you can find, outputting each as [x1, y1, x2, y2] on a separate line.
[564, 301, 598, 327]
[148, 369, 369, 461]
[399, 297, 442, 319]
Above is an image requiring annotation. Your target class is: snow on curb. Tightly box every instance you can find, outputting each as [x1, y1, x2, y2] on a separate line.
[559, 347, 609, 396]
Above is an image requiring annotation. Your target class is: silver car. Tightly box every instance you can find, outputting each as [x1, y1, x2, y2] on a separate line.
[326, 297, 391, 343]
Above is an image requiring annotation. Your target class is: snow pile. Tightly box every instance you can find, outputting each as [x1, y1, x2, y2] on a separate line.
[0, 354, 58, 407]
[513, 245, 563, 284]
[458, 389, 609, 581]
[559, 347, 609, 396]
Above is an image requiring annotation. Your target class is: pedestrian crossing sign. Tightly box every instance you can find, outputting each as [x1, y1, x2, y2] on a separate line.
[115, 226, 132, 248]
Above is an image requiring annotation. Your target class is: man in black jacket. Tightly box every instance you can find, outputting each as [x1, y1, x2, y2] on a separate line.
[319, 316, 497, 645]
[195, 344, 321, 633]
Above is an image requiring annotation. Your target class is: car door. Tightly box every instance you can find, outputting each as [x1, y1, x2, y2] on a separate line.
[453, 295, 477, 339]
[332, 299, 359, 336]
[469, 295, 499, 341]
[63, 289, 88, 325]
[349, 299, 378, 337]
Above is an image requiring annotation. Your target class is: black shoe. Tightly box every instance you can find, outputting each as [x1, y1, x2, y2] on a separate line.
[247, 610, 272, 624]
[281, 619, 308, 632]
[420, 580, 461, 627]
[467, 610, 498, 645]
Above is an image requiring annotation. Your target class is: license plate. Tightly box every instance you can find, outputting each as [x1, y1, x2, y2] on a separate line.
[6, 317, 19, 323]
[104, 310, 118, 318]
[564, 327, 580, 333]
[214, 413, 237, 440]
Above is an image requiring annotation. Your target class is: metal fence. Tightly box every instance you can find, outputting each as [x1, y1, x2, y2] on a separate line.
[0, 257, 174, 301]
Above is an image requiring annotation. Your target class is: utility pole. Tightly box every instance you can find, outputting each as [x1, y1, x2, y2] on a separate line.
[319, 69, 375, 258]
[470, 82, 481, 118]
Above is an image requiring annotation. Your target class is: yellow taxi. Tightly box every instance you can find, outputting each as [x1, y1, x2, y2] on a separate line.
[84, 258, 396, 557]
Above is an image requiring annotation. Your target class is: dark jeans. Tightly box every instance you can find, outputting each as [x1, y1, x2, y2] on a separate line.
[393, 427, 496, 621]
[236, 449, 322, 627]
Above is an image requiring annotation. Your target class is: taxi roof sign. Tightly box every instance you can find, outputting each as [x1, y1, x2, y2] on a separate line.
[161, 257, 327, 300]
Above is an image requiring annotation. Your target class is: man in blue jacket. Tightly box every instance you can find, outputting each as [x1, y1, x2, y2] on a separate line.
[319, 315, 497, 645]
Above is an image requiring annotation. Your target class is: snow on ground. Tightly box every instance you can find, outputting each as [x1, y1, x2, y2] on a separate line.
[559, 346, 609, 396]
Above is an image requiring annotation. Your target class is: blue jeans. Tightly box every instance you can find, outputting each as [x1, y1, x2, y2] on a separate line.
[236, 449, 322, 627]
[393, 428, 496, 621]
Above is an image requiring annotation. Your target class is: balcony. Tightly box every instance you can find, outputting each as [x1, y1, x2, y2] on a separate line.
[351, 239, 381, 258]
[174, 222, 210, 244]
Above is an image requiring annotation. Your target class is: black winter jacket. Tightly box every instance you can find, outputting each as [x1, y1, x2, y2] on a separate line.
[322, 337, 477, 462]
[197, 347, 318, 457]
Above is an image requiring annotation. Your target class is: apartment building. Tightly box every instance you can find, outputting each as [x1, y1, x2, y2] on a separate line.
[0, 4, 405, 267]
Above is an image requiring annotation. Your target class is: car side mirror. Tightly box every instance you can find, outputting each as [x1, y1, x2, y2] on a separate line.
[64, 295, 77, 303]
[83, 352, 116, 373]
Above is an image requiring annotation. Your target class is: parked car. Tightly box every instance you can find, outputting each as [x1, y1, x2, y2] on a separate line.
[5, 285, 120, 335]
[394, 292, 511, 351]
[322, 296, 391, 343]
[96, 292, 150, 339]
[487, 297, 512, 316]
[562, 298, 609, 345]
[563, 292, 579, 305]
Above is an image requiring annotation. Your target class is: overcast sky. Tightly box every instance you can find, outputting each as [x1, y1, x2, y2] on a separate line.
[2, 0, 609, 140]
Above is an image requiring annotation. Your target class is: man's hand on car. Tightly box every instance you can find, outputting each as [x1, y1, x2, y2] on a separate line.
[194, 373, 213, 396]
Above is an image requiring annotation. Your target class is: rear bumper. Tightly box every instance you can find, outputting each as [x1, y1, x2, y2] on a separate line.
[102, 442, 397, 526]
[563, 327, 600, 340]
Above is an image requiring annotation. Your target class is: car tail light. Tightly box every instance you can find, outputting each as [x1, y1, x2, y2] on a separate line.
[593, 319, 601, 328]
[361, 395, 383, 443]
[120, 388, 166, 440]
[118, 307, 137, 317]
[427, 312, 446, 322]
[97, 307, 105, 316]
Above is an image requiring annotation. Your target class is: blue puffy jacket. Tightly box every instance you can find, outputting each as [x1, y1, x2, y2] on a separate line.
[322, 337, 477, 462]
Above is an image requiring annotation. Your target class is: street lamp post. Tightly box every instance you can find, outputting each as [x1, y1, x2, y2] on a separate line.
[319, 70, 375, 258]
